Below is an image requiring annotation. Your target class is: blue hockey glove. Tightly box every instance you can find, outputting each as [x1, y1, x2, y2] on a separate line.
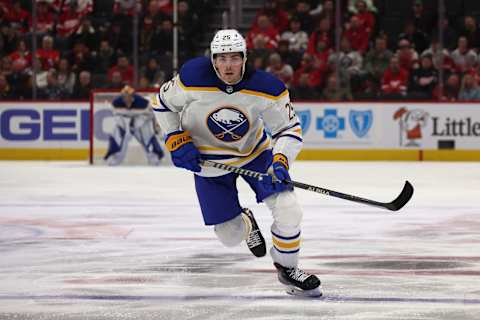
[165, 130, 201, 172]
[261, 153, 293, 193]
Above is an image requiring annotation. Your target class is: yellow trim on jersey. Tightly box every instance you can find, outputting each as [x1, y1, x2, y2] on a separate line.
[224, 138, 270, 166]
[178, 79, 221, 92]
[272, 237, 301, 249]
[239, 89, 288, 100]
[197, 128, 265, 155]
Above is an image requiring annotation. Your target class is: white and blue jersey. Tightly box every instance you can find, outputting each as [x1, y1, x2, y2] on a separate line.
[152, 57, 303, 177]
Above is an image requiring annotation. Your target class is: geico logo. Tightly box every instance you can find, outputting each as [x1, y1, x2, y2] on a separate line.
[0, 108, 113, 141]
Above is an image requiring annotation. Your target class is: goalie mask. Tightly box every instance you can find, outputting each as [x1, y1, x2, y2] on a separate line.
[210, 29, 247, 85]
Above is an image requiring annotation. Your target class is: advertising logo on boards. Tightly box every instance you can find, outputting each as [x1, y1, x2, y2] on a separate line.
[393, 107, 429, 147]
[349, 110, 373, 138]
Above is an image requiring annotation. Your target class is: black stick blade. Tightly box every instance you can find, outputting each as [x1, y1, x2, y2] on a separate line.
[384, 181, 414, 211]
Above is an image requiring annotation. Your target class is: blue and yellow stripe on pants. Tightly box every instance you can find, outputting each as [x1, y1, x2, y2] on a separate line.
[272, 230, 301, 254]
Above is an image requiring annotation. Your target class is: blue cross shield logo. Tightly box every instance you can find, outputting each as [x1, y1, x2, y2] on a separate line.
[296, 110, 311, 135]
[349, 110, 373, 138]
[316, 109, 345, 138]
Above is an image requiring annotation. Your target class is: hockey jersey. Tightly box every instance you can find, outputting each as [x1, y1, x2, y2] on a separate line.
[152, 57, 302, 176]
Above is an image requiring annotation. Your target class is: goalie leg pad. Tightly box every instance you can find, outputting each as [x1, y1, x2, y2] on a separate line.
[214, 213, 246, 247]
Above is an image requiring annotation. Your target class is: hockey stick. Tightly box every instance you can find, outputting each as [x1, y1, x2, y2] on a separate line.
[201, 160, 413, 212]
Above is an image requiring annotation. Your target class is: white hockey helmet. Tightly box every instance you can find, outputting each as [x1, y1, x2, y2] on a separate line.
[210, 29, 247, 84]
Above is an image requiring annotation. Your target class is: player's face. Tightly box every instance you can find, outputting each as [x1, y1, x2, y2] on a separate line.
[214, 53, 243, 84]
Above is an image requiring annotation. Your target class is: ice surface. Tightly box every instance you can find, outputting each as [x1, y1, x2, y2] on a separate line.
[0, 160, 479, 319]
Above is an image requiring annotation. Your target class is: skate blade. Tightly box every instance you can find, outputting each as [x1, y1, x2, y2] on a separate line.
[285, 285, 322, 297]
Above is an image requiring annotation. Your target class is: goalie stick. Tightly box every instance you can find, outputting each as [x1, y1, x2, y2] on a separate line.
[201, 160, 413, 212]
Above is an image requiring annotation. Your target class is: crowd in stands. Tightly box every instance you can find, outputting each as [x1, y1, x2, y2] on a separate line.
[247, 0, 480, 101]
[1, 0, 480, 102]
[0, 0, 210, 100]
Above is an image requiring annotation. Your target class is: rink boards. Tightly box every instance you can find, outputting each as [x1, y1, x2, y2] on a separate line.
[1, 101, 480, 161]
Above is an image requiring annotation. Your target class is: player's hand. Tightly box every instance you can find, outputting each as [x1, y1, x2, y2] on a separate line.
[165, 130, 201, 172]
[261, 153, 293, 193]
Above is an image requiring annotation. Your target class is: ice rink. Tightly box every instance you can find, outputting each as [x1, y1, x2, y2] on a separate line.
[0, 160, 479, 319]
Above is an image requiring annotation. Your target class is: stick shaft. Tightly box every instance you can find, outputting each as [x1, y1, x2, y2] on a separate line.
[201, 160, 413, 212]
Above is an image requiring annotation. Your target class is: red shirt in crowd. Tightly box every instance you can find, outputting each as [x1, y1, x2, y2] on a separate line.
[108, 65, 134, 85]
[354, 11, 375, 34]
[36, 49, 60, 70]
[382, 68, 409, 95]
[246, 26, 280, 50]
[343, 27, 369, 53]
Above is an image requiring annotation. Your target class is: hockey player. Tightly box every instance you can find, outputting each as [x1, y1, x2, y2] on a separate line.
[152, 29, 321, 296]
[104, 85, 164, 165]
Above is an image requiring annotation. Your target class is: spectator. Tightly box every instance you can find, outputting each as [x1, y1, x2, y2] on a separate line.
[291, 53, 323, 95]
[395, 39, 419, 71]
[459, 73, 480, 101]
[291, 1, 314, 33]
[408, 54, 438, 99]
[451, 36, 478, 73]
[1, 23, 21, 54]
[71, 70, 92, 99]
[408, 0, 436, 35]
[398, 20, 429, 54]
[327, 37, 363, 86]
[9, 39, 31, 73]
[150, 19, 173, 57]
[265, 52, 294, 87]
[138, 75, 151, 89]
[177, 1, 199, 61]
[348, 0, 377, 13]
[247, 32, 271, 71]
[108, 55, 134, 85]
[307, 17, 333, 53]
[343, 15, 370, 53]
[6, 0, 29, 32]
[73, 17, 98, 52]
[38, 69, 69, 100]
[364, 36, 393, 81]
[57, 2, 83, 39]
[280, 17, 309, 53]
[277, 39, 301, 70]
[52, 0, 93, 16]
[113, 0, 141, 17]
[29, 0, 54, 34]
[139, 57, 164, 87]
[70, 41, 95, 73]
[352, 0, 375, 34]
[310, 37, 331, 72]
[459, 15, 480, 50]
[252, 0, 289, 34]
[0, 73, 12, 99]
[246, 14, 280, 50]
[30, 57, 48, 89]
[57, 58, 76, 95]
[36, 35, 60, 70]
[381, 56, 409, 99]
[432, 18, 458, 51]
[421, 38, 456, 75]
[312, 0, 334, 22]
[439, 73, 460, 101]
[109, 70, 125, 89]
[321, 73, 353, 101]
[95, 40, 115, 75]
[140, 0, 164, 52]
[106, 20, 132, 55]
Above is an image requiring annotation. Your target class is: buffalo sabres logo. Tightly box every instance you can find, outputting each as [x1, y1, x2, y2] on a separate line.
[207, 107, 250, 142]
